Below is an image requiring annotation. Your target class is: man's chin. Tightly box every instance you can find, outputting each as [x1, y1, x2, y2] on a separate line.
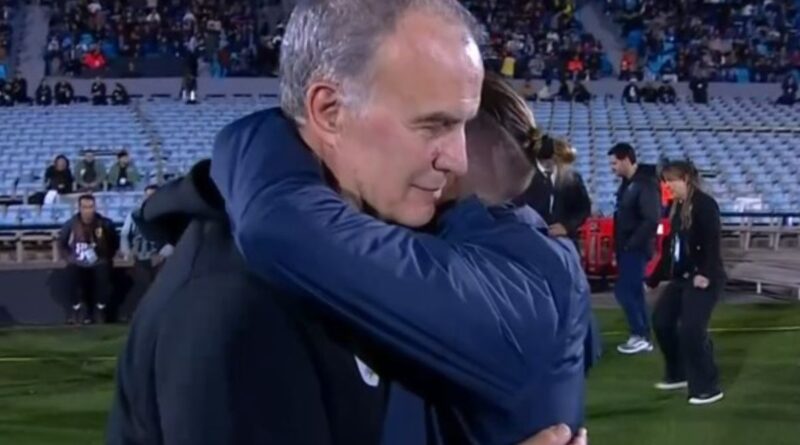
[386, 205, 437, 228]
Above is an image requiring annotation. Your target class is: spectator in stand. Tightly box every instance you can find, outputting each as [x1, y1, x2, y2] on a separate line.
[0, 79, 11, 106]
[92, 78, 108, 105]
[111, 83, 130, 105]
[180, 72, 197, 104]
[690, 71, 709, 104]
[44, 154, 75, 195]
[46, 0, 259, 77]
[777, 74, 797, 105]
[55, 80, 75, 105]
[622, 77, 641, 103]
[82, 46, 107, 71]
[462, 0, 609, 80]
[537, 79, 555, 101]
[557, 77, 572, 101]
[75, 150, 106, 192]
[640, 81, 658, 103]
[0, 0, 10, 69]
[120, 184, 172, 319]
[57, 194, 119, 325]
[572, 79, 590, 103]
[10, 74, 29, 104]
[35, 80, 53, 106]
[107, 150, 140, 190]
[658, 80, 677, 104]
[611, 0, 798, 83]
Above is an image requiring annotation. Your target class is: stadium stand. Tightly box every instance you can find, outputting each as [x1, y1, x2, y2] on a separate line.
[0, 0, 12, 79]
[1, 95, 798, 223]
[610, 0, 800, 82]
[464, 0, 612, 79]
[41, 1, 610, 80]
[45, 0, 261, 77]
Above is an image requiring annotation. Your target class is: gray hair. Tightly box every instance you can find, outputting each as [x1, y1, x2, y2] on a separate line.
[279, 0, 482, 124]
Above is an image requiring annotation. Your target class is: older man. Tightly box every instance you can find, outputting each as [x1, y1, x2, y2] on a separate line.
[214, 0, 587, 443]
[108, 1, 587, 444]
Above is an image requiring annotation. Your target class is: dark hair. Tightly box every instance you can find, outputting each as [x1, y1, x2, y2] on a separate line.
[144, 184, 159, 193]
[78, 194, 95, 204]
[53, 154, 70, 166]
[607, 142, 637, 164]
[117, 150, 129, 159]
[662, 160, 702, 229]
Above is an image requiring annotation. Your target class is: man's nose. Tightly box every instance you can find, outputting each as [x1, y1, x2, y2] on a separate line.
[433, 130, 468, 177]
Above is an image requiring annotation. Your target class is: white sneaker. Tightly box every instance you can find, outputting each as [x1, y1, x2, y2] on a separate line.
[655, 380, 688, 390]
[689, 391, 724, 405]
[617, 336, 654, 355]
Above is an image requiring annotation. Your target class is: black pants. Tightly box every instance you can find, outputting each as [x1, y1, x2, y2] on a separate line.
[652, 278, 721, 396]
[64, 263, 112, 308]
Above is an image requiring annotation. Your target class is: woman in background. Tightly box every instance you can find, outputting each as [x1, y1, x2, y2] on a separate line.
[648, 160, 726, 406]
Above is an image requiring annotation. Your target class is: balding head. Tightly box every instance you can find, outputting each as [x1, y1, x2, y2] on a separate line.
[286, 0, 485, 227]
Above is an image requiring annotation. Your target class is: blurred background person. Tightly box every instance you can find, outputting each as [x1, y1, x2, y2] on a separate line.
[514, 135, 591, 244]
[648, 160, 725, 406]
[107, 150, 140, 190]
[74, 150, 106, 192]
[44, 154, 74, 196]
[57, 194, 119, 324]
[608, 142, 661, 355]
[120, 185, 172, 320]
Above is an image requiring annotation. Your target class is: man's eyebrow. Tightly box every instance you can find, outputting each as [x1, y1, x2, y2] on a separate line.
[411, 112, 463, 125]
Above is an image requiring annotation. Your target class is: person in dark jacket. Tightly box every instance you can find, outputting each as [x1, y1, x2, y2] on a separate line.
[211, 85, 589, 445]
[57, 194, 119, 324]
[689, 73, 708, 104]
[648, 160, 725, 406]
[55, 80, 75, 105]
[35, 81, 53, 106]
[111, 83, 130, 105]
[608, 142, 661, 355]
[514, 135, 591, 242]
[11, 74, 29, 104]
[107, 161, 391, 445]
[622, 78, 640, 103]
[92, 78, 108, 105]
[658, 80, 677, 104]
[74, 150, 106, 192]
[777, 74, 797, 106]
[44, 154, 74, 194]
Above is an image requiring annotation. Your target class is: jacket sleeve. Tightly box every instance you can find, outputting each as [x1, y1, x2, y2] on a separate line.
[120, 213, 133, 256]
[107, 164, 119, 186]
[694, 195, 722, 280]
[211, 115, 550, 408]
[558, 171, 591, 235]
[57, 220, 74, 263]
[625, 181, 661, 251]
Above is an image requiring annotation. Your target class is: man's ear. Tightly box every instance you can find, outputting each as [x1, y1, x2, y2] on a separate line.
[304, 81, 343, 148]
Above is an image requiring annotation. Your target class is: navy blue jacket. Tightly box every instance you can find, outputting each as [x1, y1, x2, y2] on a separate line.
[210, 108, 590, 444]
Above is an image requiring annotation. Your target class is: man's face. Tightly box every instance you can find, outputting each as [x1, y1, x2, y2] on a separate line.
[119, 155, 129, 166]
[609, 156, 631, 178]
[85, 152, 95, 163]
[324, 12, 483, 227]
[79, 199, 96, 222]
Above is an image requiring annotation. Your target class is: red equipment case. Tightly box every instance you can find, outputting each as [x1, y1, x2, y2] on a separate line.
[578, 216, 671, 280]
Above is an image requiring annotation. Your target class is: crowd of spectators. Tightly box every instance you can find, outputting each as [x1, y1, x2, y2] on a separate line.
[41, 149, 142, 205]
[0, 0, 12, 80]
[463, 0, 612, 80]
[609, 0, 800, 83]
[44, 0, 276, 78]
[1, 76, 130, 106]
